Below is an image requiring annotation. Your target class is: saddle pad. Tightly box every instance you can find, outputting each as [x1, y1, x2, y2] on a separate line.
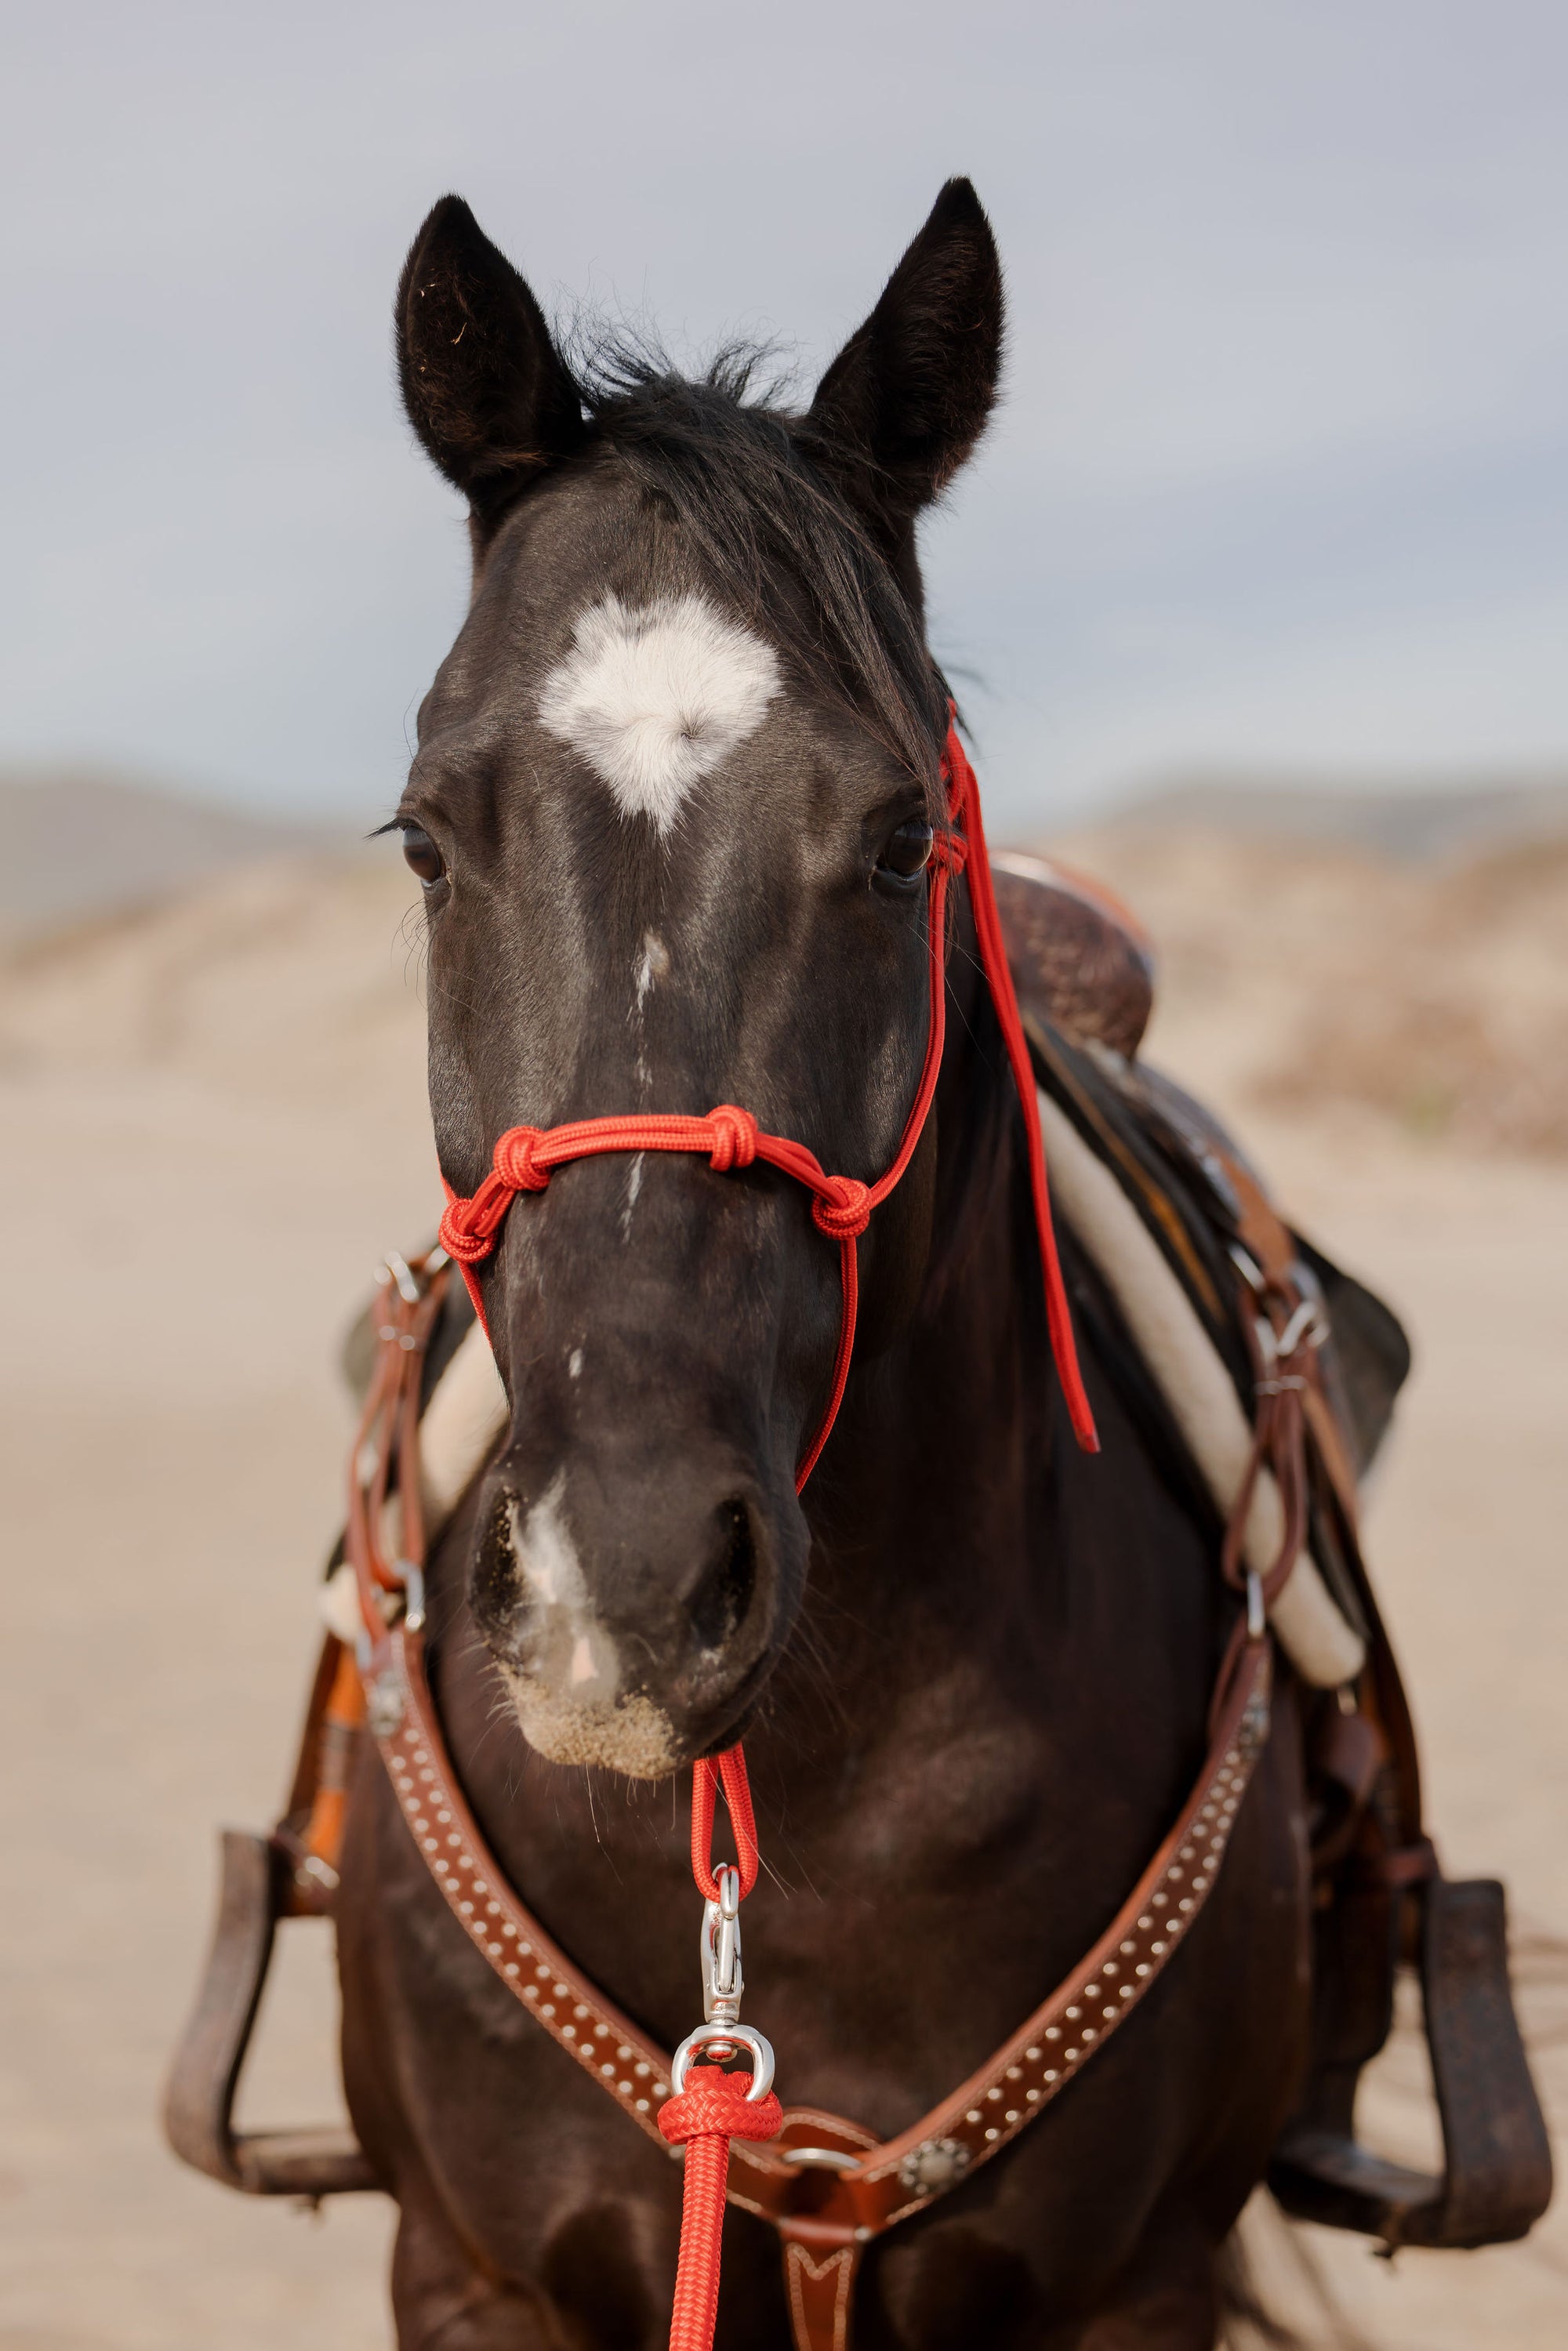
[1035, 1083, 1364, 1686]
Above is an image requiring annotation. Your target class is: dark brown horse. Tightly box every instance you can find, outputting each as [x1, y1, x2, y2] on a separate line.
[338, 182, 1310, 2349]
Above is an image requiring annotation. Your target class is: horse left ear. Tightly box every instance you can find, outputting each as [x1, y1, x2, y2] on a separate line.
[806, 179, 1004, 553]
[396, 195, 585, 533]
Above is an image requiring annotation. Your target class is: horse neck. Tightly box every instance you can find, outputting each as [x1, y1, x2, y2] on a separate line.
[773, 963, 1218, 1860]
[795, 959, 1064, 1670]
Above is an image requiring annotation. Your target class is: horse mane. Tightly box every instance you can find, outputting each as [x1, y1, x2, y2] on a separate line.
[568, 332, 948, 802]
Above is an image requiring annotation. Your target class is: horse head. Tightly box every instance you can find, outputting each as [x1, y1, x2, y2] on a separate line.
[391, 183, 1002, 1776]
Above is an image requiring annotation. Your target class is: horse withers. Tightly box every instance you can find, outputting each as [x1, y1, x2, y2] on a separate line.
[165, 183, 1551, 2347]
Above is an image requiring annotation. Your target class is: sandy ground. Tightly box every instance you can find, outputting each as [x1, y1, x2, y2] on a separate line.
[0, 843, 1563, 2348]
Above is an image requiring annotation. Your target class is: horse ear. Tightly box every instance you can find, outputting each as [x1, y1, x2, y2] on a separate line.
[806, 179, 1004, 551]
[397, 196, 585, 528]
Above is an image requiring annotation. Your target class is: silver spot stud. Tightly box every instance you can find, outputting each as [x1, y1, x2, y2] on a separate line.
[366, 1670, 405, 1740]
[898, 2138, 972, 2195]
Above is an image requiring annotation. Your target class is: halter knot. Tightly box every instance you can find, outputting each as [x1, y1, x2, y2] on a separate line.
[706, 1105, 760, 1174]
[437, 1172, 514, 1265]
[934, 829, 969, 874]
[812, 1176, 872, 1240]
[494, 1126, 551, 1194]
[658, 2064, 782, 2151]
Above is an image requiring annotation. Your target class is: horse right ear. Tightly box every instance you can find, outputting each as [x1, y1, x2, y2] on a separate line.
[396, 196, 585, 529]
[805, 179, 1004, 562]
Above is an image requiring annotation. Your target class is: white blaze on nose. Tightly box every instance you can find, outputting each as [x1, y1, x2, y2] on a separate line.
[507, 1475, 617, 1689]
[537, 592, 782, 834]
[502, 1473, 677, 1779]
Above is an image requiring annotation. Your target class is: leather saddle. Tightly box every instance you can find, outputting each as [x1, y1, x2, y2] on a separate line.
[165, 855, 1552, 2257]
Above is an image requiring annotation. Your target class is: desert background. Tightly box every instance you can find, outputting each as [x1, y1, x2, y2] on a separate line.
[1, 767, 1563, 2350]
[8, 3, 1568, 2343]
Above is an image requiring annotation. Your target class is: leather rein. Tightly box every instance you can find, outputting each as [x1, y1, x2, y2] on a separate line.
[343, 723, 1301, 2351]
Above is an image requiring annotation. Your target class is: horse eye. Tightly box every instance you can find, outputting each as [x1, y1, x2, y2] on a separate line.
[876, 818, 935, 883]
[401, 825, 445, 888]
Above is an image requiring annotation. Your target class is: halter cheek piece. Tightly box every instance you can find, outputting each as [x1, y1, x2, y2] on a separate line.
[435, 718, 1100, 1481]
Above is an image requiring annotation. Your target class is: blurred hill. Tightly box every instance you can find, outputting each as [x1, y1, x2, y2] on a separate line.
[1055, 818, 1568, 1160]
[2, 765, 1566, 1161]
[1112, 771, 1568, 860]
[9, 762, 1568, 940]
[0, 767, 346, 935]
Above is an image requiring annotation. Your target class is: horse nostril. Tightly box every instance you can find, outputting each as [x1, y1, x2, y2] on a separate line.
[688, 1499, 758, 1653]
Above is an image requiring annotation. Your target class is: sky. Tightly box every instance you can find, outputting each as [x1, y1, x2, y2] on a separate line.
[6, 0, 1568, 834]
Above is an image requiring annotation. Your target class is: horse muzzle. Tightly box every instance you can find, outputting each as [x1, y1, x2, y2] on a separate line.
[468, 1439, 794, 1778]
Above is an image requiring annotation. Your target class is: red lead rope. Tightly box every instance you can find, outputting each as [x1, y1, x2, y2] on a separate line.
[657, 1743, 781, 2351]
[940, 726, 1096, 1450]
[434, 718, 1098, 2349]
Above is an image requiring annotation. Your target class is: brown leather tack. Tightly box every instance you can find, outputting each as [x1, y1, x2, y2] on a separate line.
[992, 858, 1155, 1062]
[162, 1826, 379, 2199]
[779, 2221, 861, 2351]
[1272, 1877, 1552, 2251]
[1410, 1878, 1554, 2248]
[165, 1057, 1558, 2338]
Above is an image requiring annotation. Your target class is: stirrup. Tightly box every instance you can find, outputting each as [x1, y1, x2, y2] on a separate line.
[163, 1828, 379, 2200]
[1269, 1878, 1552, 2250]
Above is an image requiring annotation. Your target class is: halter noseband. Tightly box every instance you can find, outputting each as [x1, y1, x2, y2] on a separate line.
[437, 720, 1098, 1476]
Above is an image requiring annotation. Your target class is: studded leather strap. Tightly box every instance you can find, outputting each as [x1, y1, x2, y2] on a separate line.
[813, 1634, 1272, 2235]
[361, 1618, 1270, 2347]
[351, 1257, 1277, 2351]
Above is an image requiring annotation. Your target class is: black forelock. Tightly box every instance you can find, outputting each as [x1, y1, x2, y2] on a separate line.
[566, 333, 948, 803]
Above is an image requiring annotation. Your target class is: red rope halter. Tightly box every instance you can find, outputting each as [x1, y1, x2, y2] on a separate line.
[432, 717, 1098, 2351]
[437, 718, 1098, 1474]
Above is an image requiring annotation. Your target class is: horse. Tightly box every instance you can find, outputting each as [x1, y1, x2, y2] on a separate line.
[336, 180, 1311, 2349]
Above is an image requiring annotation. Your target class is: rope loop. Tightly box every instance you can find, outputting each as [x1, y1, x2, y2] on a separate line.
[437, 1173, 512, 1265]
[706, 1105, 759, 1174]
[659, 2063, 782, 2150]
[494, 1125, 551, 1193]
[934, 828, 969, 875]
[691, 1745, 761, 1899]
[811, 1176, 872, 1240]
